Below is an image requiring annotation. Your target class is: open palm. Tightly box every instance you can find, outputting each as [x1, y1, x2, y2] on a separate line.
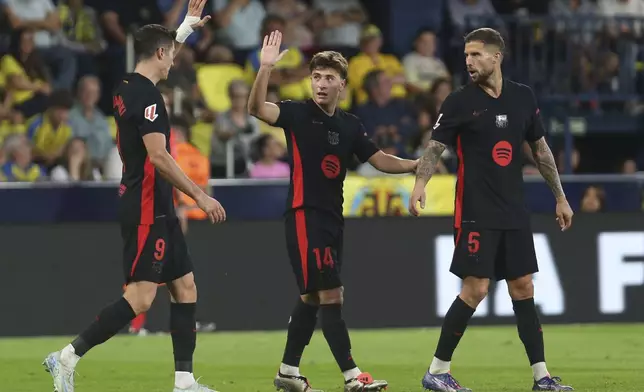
[260, 30, 288, 67]
[186, 0, 211, 29]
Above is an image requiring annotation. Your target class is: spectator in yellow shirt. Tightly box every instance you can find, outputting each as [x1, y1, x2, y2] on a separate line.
[0, 29, 51, 118]
[26, 89, 74, 167]
[348, 24, 407, 105]
[245, 14, 311, 100]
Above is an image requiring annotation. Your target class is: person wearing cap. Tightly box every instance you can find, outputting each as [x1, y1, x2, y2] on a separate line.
[347, 24, 407, 105]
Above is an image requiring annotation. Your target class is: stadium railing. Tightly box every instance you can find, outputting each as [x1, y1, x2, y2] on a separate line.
[0, 174, 641, 223]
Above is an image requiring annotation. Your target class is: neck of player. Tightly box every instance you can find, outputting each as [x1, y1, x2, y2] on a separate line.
[134, 62, 161, 86]
[314, 99, 337, 116]
[480, 70, 503, 98]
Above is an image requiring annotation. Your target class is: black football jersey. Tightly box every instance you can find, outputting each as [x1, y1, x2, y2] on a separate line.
[431, 79, 546, 229]
[113, 73, 175, 225]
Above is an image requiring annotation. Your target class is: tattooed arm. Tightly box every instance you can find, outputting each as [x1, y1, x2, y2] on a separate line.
[528, 137, 565, 200]
[416, 139, 447, 185]
[529, 136, 574, 230]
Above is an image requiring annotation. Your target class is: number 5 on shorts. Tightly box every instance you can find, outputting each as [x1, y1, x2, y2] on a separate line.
[467, 232, 480, 254]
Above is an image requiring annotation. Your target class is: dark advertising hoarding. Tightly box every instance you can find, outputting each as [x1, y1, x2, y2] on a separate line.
[1, 214, 642, 336]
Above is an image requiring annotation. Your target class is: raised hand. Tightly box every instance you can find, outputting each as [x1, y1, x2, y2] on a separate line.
[260, 30, 289, 67]
[186, 0, 211, 29]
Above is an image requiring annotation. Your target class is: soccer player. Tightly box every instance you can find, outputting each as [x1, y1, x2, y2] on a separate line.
[42, 1, 226, 391]
[408, 28, 575, 392]
[248, 31, 418, 392]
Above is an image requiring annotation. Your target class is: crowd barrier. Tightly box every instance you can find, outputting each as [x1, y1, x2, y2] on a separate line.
[0, 175, 641, 223]
[1, 213, 642, 336]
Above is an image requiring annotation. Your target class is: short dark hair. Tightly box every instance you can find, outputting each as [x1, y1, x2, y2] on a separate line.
[134, 24, 176, 60]
[415, 27, 436, 41]
[464, 27, 505, 52]
[261, 14, 286, 35]
[48, 89, 74, 109]
[309, 51, 348, 80]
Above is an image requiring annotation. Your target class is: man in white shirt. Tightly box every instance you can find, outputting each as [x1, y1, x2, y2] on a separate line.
[213, 0, 266, 50]
[313, 0, 366, 52]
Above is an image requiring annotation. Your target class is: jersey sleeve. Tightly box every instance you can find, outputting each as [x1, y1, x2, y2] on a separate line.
[353, 122, 380, 163]
[273, 100, 298, 129]
[430, 93, 461, 147]
[137, 91, 169, 138]
[526, 88, 546, 142]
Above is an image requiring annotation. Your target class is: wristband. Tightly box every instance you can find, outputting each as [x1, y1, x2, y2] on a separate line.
[175, 16, 201, 43]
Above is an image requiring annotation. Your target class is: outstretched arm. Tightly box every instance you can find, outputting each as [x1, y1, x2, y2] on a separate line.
[416, 138, 447, 186]
[528, 137, 565, 200]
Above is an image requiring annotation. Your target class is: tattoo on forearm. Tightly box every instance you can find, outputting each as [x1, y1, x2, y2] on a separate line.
[530, 138, 565, 199]
[416, 140, 446, 182]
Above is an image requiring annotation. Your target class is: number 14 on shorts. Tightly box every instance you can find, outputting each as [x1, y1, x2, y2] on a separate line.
[313, 247, 335, 270]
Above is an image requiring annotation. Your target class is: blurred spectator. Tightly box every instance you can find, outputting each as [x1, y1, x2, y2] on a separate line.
[0, 133, 46, 182]
[348, 24, 407, 106]
[245, 15, 311, 101]
[403, 28, 450, 95]
[312, 0, 367, 57]
[580, 185, 606, 212]
[266, 0, 315, 50]
[249, 133, 288, 178]
[102, 144, 122, 180]
[173, 117, 210, 231]
[621, 158, 639, 173]
[557, 147, 580, 174]
[166, 46, 204, 108]
[3, 0, 77, 90]
[1, 29, 51, 118]
[50, 137, 101, 182]
[57, 0, 105, 77]
[448, 0, 499, 33]
[426, 77, 453, 117]
[69, 75, 113, 167]
[213, 0, 266, 51]
[27, 89, 74, 167]
[354, 69, 417, 157]
[211, 80, 258, 177]
[550, 0, 598, 16]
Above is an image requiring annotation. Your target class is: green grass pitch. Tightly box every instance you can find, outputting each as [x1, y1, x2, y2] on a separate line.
[1, 324, 642, 391]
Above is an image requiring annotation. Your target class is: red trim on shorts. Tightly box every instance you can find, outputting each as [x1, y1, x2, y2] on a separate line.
[455, 227, 462, 247]
[454, 135, 464, 228]
[141, 157, 155, 224]
[295, 210, 309, 290]
[130, 225, 150, 277]
[290, 132, 304, 208]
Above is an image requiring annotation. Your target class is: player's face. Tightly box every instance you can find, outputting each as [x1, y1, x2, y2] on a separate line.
[310, 68, 345, 106]
[464, 41, 500, 83]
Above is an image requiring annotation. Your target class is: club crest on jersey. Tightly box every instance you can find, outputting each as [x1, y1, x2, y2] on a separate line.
[328, 131, 340, 145]
[495, 114, 508, 128]
[144, 104, 158, 122]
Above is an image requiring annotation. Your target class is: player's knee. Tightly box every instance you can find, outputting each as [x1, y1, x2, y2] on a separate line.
[508, 275, 534, 300]
[317, 287, 343, 305]
[123, 282, 158, 314]
[169, 273, 197, 303]
[460, 277, 489, 307]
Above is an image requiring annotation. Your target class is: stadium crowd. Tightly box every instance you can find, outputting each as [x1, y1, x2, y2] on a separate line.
[0, 0, 642, 213]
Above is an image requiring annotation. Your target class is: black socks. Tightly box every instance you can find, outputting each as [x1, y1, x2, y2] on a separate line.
[72, 297, 136, 357]
[170, 302, 197, 373]
[282, 300, 319, 367]
[320, 304, 357, 372]
[513, 297, 545, 365]
[434, 296, 475, 361]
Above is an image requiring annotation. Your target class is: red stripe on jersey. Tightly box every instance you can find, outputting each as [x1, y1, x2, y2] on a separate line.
[141, 157, 155, 224]
[116, 125, 125, 172]
[290, 132, 304, 208]
[454, 135, 464, 228]
[455, 227, 462, 246]
[130, 225, 150, 277]
[295, 209, 308, 290]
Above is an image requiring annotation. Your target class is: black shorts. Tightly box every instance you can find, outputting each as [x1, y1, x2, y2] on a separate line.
[450, 227, 538, 281]
[285, 209, 343, 295]
[121, 217, 194, 284]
